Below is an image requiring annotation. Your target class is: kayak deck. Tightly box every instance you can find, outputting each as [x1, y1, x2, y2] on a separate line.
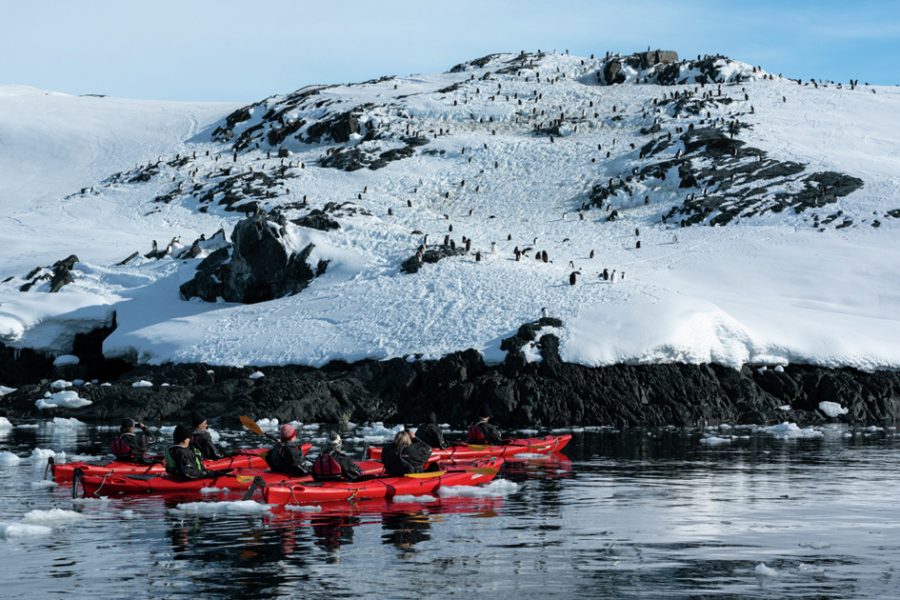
[260, 457, 504, 505]
[368, 434, 571, 461]
[52, 444, 312, 481]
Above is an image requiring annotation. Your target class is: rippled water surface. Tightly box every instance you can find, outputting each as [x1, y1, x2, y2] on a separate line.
[2, 421, 899, 599]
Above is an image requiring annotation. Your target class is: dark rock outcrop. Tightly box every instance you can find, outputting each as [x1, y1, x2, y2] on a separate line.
[17, 255, 80, 293]
[4, 321, 898, 428]
[401, 244, 468, 274]
[180, 212, 326, 303]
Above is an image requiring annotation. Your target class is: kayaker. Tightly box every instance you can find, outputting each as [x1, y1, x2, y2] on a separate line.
[266, 423, 309, 477]
[382, 430, 432, 476]
[165, 425, 208, 479]
[191, 414, 224, 460]
[414, 412, 448, 449]
[111, 418, 155, 463]
[467, 406, 506, 445]
[311, 433, 363, 482]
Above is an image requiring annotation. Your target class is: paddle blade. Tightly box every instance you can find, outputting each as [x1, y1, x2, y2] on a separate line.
[239, 415, 265, 436]
[235, 475, 256, 484]
[405, 471, 446, 478]
[466, 444, 488, 451]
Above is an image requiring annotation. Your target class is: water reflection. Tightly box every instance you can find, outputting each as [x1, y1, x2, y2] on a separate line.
[2, 423, 900, 598]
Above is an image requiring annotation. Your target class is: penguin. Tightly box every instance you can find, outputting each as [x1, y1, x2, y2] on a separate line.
[465, 239, 472, 252]
[542, 250, 549, 263]
[507, 234, 512, 241]
[569, 271, 577, 286]
[636, 240, 641, 249]
[449, 224, 453, 232]
[635, 227, 640, 236]
[407, 199, 412, 207]
[590, 249, 595, 259]
[491, 241, 496, 253]
[602, 268, 609, 280]
[388, 208, 393, 216]
[541, 307, 548, 318]
[475, 251, 482, 262]
[610, 270, 617, 283]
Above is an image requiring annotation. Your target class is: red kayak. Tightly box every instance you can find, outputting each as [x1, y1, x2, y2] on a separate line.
[51, 444, 312, 482]
[258, 457, 504, 505]
[368, 434, 571, 461]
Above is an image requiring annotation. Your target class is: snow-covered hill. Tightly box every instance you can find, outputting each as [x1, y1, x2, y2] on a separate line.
[1, 50, 898, 372]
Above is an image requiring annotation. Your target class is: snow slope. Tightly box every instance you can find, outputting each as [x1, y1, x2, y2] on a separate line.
[0, 52, 898, 371]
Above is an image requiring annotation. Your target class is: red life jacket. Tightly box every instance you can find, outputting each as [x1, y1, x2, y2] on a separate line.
[467, 423, 487, 443]
[311, 451, 343, 481]
[111, 435, 134, 460]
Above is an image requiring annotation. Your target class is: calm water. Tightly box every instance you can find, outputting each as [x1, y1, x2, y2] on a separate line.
[1, 421, 899, 599]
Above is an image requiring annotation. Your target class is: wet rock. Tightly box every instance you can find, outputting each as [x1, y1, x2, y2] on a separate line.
[400, 244, 467, 274]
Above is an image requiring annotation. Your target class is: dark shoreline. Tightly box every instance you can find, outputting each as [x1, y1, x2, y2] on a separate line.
[2, 321, 898, 428]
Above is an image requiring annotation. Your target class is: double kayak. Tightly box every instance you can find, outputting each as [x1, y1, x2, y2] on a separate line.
[51, 445, 312, 482]
[257, 457, 504, 505]
[76, 458, 386, 497]
[367, 434, 571, 461]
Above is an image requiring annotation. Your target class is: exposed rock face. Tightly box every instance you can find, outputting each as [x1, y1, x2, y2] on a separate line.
[4, 320, 899, 428]
[17, 255, 79, 293]
[401, 244, 468, 274]
[180, 212, 326, 303]
[598, 51, 761, 86]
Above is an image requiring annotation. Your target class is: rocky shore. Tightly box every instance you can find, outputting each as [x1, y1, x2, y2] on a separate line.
[2, 319, 898, 428]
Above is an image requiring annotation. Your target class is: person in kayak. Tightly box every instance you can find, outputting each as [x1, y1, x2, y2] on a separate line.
[414, 412, 448, 449]
[191, 414, 224, 460]
[467, 406, 506, 445]
[166, 425, 231, 479]
[311, 433, 363, 482]
[382, 430, 433, 476]
[266, 423, 308, 477]
[111, 418, 155, 463]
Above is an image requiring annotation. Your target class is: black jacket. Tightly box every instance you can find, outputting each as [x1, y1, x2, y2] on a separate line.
[266, 442, 308, 476]
[165, 445, 207, 479]
[382, 438, 432, 476]
[415, 423, 448, 449]
[191, 430, 224, 460]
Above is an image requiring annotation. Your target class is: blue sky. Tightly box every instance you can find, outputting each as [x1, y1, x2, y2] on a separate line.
[3, 0, 897, 101]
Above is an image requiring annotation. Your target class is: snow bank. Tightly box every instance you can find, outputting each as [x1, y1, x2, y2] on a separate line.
[53, 354, 80, 367]
[172, 500, 273, 515]
[35, 390, 92, 410]
[818, 401, 848, 418]
[439, 479, 520, 497]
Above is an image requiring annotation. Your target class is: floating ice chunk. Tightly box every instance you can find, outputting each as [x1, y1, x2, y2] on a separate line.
[818, 401, 848, 418]
[161, 383, 170, 387]
[778, 405, 792, 411]
[31, 480, 58, 489]
[51, 417, 86, 429]
[284, 504, 322, 512]
[754, 563, 778, 577]
[22, 509, 84, 524]
[173, 501, 273, 515]
[439, 479, 519, 498]
[393, 494, 437, 503]
[700, 436, 732, 445]
[774, 365, 785, 373]
[508, 452, 549, 460]
[31, 448, 65, 462]
[53, 354, 80, 367]
[131, 380, 153, 388]
[0, 385, 16, 397]
[762, 422, 823, 439]
[515, 429, 539, 435]
[0, 417, 12, 429]
[199, 487, 231, 494]
[0, 451, 23, 465]
[120, 510, 135, 519]
[100, 382, 112, 387]
[0, 523, 52, 539]
[50, 379, 72, 390]
[248, 371, 265, 380]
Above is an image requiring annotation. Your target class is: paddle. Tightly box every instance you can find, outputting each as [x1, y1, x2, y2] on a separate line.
[239, 415, 280, 443]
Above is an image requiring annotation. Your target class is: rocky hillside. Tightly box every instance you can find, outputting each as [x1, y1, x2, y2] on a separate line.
[0, 49, 898, 382]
